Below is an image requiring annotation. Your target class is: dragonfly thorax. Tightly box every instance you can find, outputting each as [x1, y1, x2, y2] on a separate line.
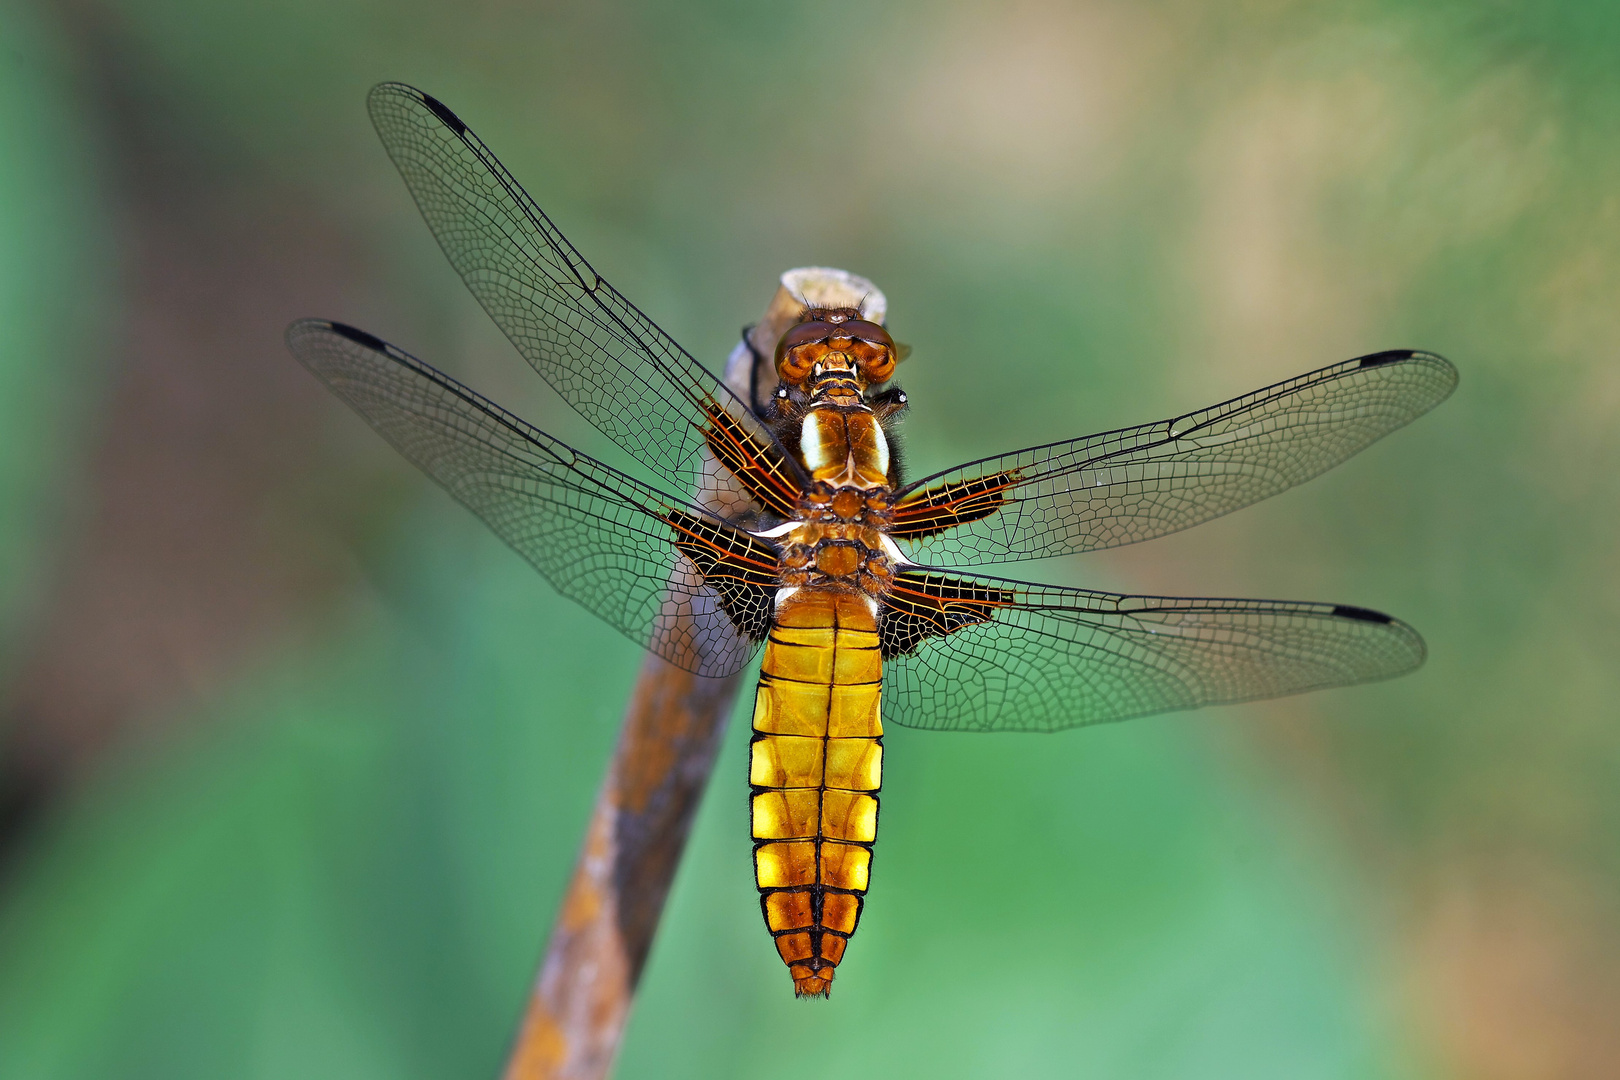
[799, 409, 891, 488]
[775, 419, 898, 595]
[777, 520, 894, 595]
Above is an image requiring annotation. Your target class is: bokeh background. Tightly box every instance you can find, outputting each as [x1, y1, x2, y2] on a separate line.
[1, 1, 1617, 1077]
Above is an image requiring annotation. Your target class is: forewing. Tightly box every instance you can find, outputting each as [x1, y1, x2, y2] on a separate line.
[879, 568, 1425, 732]
[287, 319, 778, 677]
[893, 350, 1457, 563]
[365, 83, 803, 515]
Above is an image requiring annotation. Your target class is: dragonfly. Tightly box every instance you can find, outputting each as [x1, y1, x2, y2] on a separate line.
[288, 83, 1457, 999]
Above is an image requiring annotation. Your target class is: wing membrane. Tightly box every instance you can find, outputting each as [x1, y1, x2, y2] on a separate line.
[893, 350, 1457, 562]
[879, 567, 1424, 732]
[287, 319, 778, 677]
[365, 83, 803, 511]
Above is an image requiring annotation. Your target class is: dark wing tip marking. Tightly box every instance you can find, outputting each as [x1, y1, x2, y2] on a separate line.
[326, 321, 391, 354]
[367, 82, 466, 133]
[359, 82, 793, 501]
[416, 91, 469, 135]
[1358, 349, 1417, 368]
[1332, 604, 1394, 624]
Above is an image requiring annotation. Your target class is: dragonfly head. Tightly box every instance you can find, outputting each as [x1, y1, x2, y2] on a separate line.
[775, 308, 897, 401]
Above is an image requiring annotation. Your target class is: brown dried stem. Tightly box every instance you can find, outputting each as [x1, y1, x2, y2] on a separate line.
[499, 655, 744, 1080]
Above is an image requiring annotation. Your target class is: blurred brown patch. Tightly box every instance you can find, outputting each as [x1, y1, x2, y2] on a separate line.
[1187, 27, 1555, 393]
[0, 8, 388, 868]
[886, 0, 1178, 204]
[1409, 860, 1620, 1080]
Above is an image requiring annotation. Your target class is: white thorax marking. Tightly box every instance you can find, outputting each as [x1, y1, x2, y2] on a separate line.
[753, 521, 802, 540]
[799, 416, 829, 472]
[878, 534, 911, 566]
[870, 421, 891, 476]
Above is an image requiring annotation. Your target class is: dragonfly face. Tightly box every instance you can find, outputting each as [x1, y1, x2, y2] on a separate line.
[776, 310, 898, 396]
[288, 84, 1457, 998]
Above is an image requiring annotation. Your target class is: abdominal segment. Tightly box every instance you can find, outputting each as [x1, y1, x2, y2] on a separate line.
[749, 589, 882, 998]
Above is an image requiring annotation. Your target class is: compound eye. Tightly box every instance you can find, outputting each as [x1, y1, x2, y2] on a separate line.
[842, 320, 895, 351]
[778, 347, 815, 385]
[775, 320, 834, 385]
[774, 320, 832, 365]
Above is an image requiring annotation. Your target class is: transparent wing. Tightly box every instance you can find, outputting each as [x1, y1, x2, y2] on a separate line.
[879, 567, 1424, 732]
[892, 350, 1457, 564]
[287, 319, 779, 678]
[365, 83, 804, 514]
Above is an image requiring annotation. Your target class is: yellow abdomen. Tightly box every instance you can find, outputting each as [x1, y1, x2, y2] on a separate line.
[749, 589, 883, 997]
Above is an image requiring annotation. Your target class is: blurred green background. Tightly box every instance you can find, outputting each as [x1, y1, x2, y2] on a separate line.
[1, 1, 1617, 1077]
